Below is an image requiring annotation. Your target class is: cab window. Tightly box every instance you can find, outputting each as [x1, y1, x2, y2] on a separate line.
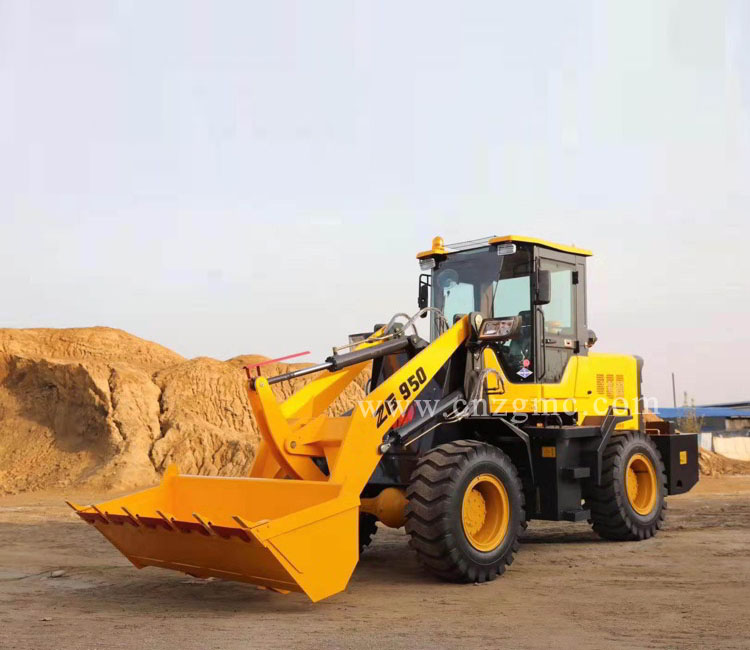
[441, 281, 475, 325]
[492, 270, 533, 382]
[493, 275, 530, 318]
[542, 267, 575, 336]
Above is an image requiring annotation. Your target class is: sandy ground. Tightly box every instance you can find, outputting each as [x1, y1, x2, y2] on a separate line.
[1, 477, 749, 650]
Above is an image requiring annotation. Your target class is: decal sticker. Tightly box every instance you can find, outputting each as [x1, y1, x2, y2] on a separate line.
[522, 359, 531, 368]
[374, 365, 428, 429]
[517, 367, 533, 379]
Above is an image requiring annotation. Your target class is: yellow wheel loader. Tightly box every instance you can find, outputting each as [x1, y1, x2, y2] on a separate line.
[69, 235, 699, 602]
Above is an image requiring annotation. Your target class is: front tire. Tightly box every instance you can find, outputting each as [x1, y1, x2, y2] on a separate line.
[405, 440, 526, 583]
[585, 431, 667, 541]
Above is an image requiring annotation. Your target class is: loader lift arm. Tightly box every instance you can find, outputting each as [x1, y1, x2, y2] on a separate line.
[69, 316, 470, 603]
[248, 316, 470, 496]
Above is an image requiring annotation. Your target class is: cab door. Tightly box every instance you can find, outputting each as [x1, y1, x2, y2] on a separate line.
[534, 252, 581, 384]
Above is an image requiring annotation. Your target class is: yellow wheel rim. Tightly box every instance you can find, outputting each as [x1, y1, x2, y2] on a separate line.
[625, 453, 657, 516]
[461, 474, 510, 552]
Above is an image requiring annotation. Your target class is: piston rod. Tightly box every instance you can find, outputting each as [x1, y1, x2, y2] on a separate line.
[261, 336, 414, 386]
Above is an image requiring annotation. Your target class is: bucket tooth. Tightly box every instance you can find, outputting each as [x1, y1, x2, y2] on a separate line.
[136, 514, 171, 531]
[171, 517, 211, 536]
[105, 512, 135, 527]
[121, 507, 140, 527]
[156, 510, 175, 530]
[67, 501, 108, 525]
[191, 513, 215, 536]
[232, 515, 250, 529]
[209, 523, 251, 542]
[90, 505, 111, 524]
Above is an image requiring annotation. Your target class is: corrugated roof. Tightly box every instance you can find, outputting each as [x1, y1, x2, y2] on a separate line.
[697, 401, 750, 409]
[655, 407, 750, 419]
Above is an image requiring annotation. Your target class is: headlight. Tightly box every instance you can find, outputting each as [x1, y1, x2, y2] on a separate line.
[472, 312, 484, 332]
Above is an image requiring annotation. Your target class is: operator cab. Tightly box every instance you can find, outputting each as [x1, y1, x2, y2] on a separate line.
[417, 235, 593, 384]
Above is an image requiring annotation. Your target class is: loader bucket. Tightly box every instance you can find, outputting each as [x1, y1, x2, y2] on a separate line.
[69, 467, 360, 602]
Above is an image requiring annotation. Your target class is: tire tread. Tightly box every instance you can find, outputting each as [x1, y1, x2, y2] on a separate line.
[405, 440, 525, 583]
[585, 432, 667, 541]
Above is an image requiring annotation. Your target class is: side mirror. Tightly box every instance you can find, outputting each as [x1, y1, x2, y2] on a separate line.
[534, 270, 551, 305]
[418, 274, 429, 313]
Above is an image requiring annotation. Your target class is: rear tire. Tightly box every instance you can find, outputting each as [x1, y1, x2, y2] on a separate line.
[585, 431, 667, 541]
[405, 440, 526, 583]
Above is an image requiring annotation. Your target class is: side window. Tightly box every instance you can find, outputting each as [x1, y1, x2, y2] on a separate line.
[492, 274, 533, 383]
[442, 282, 474, 325]
[542, 268, 575, 336]
[537, 259, 578, 384]
[493, 276, 531, 317]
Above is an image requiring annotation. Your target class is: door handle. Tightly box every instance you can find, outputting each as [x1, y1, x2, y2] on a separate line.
[536, 307, 546, 381]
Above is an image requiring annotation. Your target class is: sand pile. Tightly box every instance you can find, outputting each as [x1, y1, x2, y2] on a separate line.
[0, 328, 368, 495]
[698, 448, 750, 477]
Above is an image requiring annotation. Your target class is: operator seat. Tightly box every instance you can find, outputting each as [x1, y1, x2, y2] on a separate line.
[496, 310, 533, 380]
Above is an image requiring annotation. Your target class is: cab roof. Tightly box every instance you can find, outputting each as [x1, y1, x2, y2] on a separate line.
[416, 235, 592, 259]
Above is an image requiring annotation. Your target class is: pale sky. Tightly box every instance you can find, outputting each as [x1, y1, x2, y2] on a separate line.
[1, 1, 748, 407]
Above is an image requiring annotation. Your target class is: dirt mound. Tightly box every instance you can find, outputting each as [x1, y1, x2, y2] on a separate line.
[0, 328, 368, 495]
[699, 448, 750, 477]
[0, 327, 184, 372]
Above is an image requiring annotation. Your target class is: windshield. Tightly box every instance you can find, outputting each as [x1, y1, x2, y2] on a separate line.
[430, 247, 531, 328]
[429, 245, 533, 381]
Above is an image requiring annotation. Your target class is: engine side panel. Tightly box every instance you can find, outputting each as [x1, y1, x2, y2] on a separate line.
[482, 349, 641, 430]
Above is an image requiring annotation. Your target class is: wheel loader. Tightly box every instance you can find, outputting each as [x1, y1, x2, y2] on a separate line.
[69, 235, 699, 602]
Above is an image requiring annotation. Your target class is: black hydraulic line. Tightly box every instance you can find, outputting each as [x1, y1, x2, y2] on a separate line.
[264, 362, 333, 386]
[379, 390, 464, 452]
[261, 336, 413, 386]
[326, 336, 412, 371]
